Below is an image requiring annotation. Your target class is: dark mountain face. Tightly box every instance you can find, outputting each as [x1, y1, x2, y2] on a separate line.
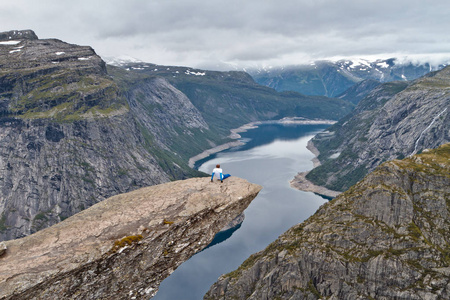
[305, 66, 450, 192]
[336, 79, 381, 105]
[0, 30, 38, 41]
[206, 144, 450, 300]
[249, 59, 447, 97]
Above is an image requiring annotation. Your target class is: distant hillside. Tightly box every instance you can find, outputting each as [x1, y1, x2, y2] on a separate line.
[305, 66, 450, 192]
[249, 58, 448, 97]
[108, 63, 355, 137]
[336, 79, 381, 105]
[206, 144, 450, 300]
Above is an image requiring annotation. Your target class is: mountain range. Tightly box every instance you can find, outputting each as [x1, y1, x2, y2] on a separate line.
[248, 58, 449, 98]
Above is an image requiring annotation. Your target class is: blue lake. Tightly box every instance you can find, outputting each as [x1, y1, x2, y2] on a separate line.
[152, 123, 329, 300]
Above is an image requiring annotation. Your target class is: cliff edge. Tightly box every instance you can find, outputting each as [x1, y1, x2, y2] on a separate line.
[206, 144, 449, 300]
[0, 177, 261, 299]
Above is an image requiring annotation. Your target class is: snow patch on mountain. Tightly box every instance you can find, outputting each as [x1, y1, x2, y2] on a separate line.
[104, 55, 144, 66]
[0, 40, 21, 45]
[185, 70, 206, 76]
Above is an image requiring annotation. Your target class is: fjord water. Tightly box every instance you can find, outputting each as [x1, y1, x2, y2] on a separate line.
[152, 124, 329, 300]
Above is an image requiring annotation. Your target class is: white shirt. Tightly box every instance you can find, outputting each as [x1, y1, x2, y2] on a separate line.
[212, 168, 223, 179]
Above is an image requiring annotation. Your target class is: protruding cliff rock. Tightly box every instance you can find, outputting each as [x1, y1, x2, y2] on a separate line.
[0, 177, 262, 299]
[206, 144, 450, 300]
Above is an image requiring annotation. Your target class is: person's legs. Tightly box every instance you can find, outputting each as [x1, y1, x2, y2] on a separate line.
[223, 174, 231, 180]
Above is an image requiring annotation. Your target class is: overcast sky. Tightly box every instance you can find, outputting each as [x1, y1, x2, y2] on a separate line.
[1, 0, 450, 70]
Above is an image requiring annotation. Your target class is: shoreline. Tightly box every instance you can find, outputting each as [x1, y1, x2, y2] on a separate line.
[188, 141, 244, 168]
[188, 117, 337, 168]
[289, 140, 342, 199]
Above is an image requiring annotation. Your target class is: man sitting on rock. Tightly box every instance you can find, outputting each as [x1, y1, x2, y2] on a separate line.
[211, 164, 230, 183]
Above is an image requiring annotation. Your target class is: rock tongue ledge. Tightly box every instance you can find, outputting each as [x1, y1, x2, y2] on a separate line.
[0, 177, 262, 300]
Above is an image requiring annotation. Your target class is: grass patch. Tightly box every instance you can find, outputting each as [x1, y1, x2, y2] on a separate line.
[307, 280, 322, 298]
[0, 214, 7, 232]
[110, 234, 143, 253]
[407, 222, 422, 242]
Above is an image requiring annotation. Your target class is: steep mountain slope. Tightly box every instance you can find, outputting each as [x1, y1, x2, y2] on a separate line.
[305, 66, 450, 192]
[336, 79, 381, 105]
[206, 144, 450, 300]
[110, 63, 355, 137]
[249, 58, 447, 97]
[0, 30, 205, 241]
[106, 66, 220, 163]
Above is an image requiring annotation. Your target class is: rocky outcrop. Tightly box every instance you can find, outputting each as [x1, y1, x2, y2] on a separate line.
[0, 30, 118, 119]
[0, 177, 262, 299]
[206, 144, 450, 300]
[290, 140, 341, 198]
[0, 30, 38, 41]
[0, 242, 5, 257]
[305, 67, 449, 192]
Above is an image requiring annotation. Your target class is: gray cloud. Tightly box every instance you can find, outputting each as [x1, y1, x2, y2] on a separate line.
[1, 0, 449, 69]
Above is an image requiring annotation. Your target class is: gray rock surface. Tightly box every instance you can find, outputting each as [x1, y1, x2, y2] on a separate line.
[206, 144, 450, 300]
[0, 30, 38, 41]
[337, 78, 381, 104]
[305, 67, 450, 192]
[0, 176, 262, 299]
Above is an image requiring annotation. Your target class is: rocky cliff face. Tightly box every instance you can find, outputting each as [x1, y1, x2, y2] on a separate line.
[0, 30, 206, 241]
[206, 144, 450, 300]
[336, 79, 381, 105]
[107, 66, 217, 162]
[0, 177, 262, 299]
[304, 66, 449, 192]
